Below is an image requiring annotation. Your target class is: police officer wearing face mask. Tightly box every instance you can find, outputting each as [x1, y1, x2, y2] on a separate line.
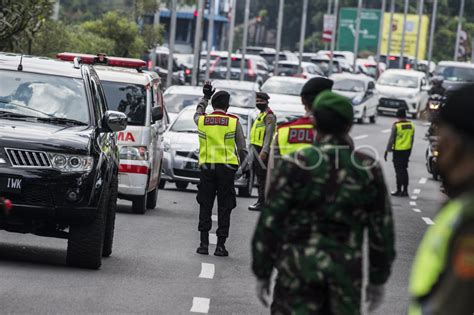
[248, 92, 276, 211]
[194, 81, 248, 257]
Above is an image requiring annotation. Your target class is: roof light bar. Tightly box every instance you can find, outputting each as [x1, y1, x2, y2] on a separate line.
[57, 53, 146, 69]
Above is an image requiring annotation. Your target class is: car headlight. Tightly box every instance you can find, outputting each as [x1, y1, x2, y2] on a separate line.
[48, 153, 93, 172]
[163, 140, 171, 153]
[119, 146, 149, 161]
[352, 95, 363, 105]
[433, 150, 439, 157]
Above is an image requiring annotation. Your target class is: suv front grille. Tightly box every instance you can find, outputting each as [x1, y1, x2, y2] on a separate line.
[3, 185, 53, 206]
[5, 148, 51, 168]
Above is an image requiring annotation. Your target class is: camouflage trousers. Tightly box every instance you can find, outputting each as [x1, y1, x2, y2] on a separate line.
[270, 278, 362, 315]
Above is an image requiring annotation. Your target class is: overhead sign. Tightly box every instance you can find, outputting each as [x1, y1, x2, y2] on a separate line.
[337, 8, 381, 53]
[323, 14, 335, 43]
[380, 13, 429, 60]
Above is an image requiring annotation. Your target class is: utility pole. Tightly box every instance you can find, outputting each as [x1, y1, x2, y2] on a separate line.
[387, 0, 395, 58]
[399, 0, 409, 69]
[192, 0, 204, 86]
[329, 0, 339, 76]
[226, 0, 236, 80]
[325, 0, 333, 50]
[274, 0, 284, 76]
[454, 0, 465, 61]
[205, 0, 215, 81]
[297, 0, 308, 74]
[376, 0, 386, 78]
[166, 0, 178, 88]
[240, 0, 250, 81]
[414, 0, 424, 68]
[426, 0, 438, 77]
[353, 0, 363, 72]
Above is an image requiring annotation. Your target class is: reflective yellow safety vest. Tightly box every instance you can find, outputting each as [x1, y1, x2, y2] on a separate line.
[250, 110, 273, 147]
[197, 112, 239, 165]
[394, 121, 415, 151]
[277, 117, 315, 156]
[408, 198, 473, 314]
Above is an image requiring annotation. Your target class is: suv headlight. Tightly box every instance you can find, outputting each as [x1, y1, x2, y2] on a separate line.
[48, 153, 93, 172]
[352, 95, 363, 105]
[120, 146, 149, 160]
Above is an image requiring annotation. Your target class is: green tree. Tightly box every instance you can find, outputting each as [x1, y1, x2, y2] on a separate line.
[81, 11, 145, 57]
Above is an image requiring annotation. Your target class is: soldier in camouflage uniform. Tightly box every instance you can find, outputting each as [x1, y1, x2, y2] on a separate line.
[252, 91, 396, 314]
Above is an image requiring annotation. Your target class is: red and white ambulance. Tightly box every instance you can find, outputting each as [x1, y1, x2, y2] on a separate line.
[57, 53, 168, 214]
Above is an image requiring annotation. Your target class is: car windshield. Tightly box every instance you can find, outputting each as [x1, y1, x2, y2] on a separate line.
[222, 89, 255, 108]
[378, 73, 418, 88]
[261, 79, 305, 96]
[0, 70, 89, 123]
[333, 79, 365, 92]
[170, 109, 249, 137]
[164, 93, 201, 113]
[102, 82, 147, 126]
[277, 64, 299, 76]
[436, 66, 474, 82]
[260, 53, 286, 65]
[311, 60, 339, 75]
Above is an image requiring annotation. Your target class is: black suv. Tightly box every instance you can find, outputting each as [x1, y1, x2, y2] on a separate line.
[0, 53, 127, 269]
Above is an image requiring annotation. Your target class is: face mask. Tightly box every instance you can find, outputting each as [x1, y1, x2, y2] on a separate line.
[256, 103, 267, 111]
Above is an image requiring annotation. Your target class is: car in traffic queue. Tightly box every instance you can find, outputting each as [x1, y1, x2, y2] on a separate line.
[375, 69, 430, 118]
[274, 61, 324, 79]
[209, 54, 270, 86]
[434, 61, 474, 93]
[163, 85, 203, 122]
[0, 53, 127, 269]
[57, 53, 168, 215]
[331, 73, 378, 124]
[261, 76, 308, 108]
[161, 106, 255, 197]
[310, 56, 342, 76]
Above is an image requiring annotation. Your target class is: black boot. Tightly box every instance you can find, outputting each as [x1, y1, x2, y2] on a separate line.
[401, 187, 409, 197]
[391, 191, 402, 196]
[248, 202, 263, 211]
[196, 232, 209, 255]
[214, 237, 229, 257]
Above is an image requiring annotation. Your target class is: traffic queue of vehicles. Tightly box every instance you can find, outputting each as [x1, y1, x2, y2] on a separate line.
[1, 47, 472, 271]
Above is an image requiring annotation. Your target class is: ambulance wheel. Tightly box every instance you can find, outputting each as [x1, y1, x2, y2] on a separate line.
[146, 188, 158, 209]
[132, 194, 147, 214]
[175, 181, 189, 190]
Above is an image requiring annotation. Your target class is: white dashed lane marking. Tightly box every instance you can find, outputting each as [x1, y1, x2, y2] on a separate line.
[190, 297, 210, 313]
[413, 188, 421, 195]
[422, 217, 435, 225]
[413, 208, 421, 213]
[381, 129, 391, 133]
[411, 196, 418, 200]
[209, 233, 217, 245]
[419, 177, 428, 184]
[199, 263, 215, 279]
[354, 134, 368, 140]
[410, 201, 417, 206]
[211, 215, 218, 222]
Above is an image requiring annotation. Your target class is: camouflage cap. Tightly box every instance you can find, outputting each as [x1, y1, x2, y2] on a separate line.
[312, 90, 354, 123]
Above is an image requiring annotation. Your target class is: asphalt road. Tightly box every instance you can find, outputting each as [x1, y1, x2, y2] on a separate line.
[0, 115, 444, 314]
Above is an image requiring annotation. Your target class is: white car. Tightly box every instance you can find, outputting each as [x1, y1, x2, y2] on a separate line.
[163, 85, 203, 122]
[375, 69, 430, 118]
[97, 64, 168, 214]
[331, 73, 379, 124]
[261, 76, 308, 109]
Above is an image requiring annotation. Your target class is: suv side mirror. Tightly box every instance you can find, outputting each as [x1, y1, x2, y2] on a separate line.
[152, 107, 164, 122]
[367, 81, 375, 91]
[103, 110, 127, 132]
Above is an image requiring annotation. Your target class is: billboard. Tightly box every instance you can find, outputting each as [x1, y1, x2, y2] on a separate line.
[337, 8, 382, 53]
[380, 13, 429, 60]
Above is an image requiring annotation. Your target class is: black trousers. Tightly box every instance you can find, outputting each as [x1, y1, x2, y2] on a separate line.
[393, 150, 411, 191]
[196, 164, 237, 239]
[252, 145, 268, 204]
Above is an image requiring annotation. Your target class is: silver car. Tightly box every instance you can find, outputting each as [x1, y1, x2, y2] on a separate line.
[160, 106, 256, 197]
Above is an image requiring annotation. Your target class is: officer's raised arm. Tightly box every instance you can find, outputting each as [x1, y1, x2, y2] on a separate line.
[193, 80, 215, 125]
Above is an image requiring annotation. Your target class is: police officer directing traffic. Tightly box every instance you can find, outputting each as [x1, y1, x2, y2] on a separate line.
[194, 81, 248, 257]
[252, 91, 395, 314]
[384, 108, 415, 197]
[248, 92, 276, 211]
[409, 84, 474, 314]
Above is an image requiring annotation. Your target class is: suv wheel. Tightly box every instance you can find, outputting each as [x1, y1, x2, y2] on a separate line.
[175, 181, 189, 190]
[67, 190, 107, 269]
[103, 176, 118, 258]
[132, 194, 147, 214]
[146, 187, 158, 209]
